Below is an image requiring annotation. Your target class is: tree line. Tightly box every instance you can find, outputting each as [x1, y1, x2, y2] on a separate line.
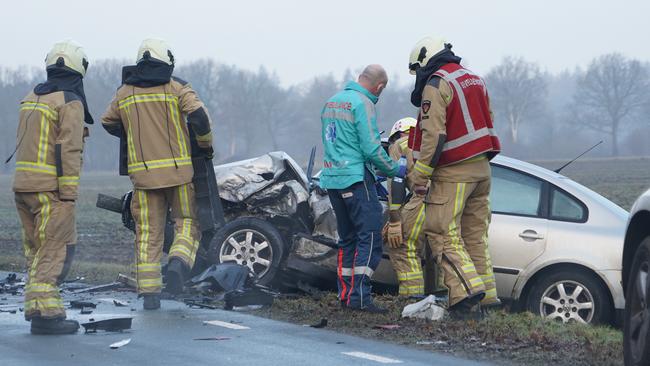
[1, 53, 649, 174]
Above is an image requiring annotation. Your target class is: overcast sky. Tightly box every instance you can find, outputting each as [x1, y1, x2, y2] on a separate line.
[3, 0, 648, 86]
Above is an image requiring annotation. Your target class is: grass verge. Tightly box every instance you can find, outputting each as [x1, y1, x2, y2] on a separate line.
[253, 293, 622, 366]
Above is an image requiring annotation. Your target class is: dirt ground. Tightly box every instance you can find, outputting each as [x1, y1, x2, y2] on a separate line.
[0, 157, 648, 365]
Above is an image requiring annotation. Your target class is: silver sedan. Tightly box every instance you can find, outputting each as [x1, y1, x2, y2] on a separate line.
[372, 155, 627, 324]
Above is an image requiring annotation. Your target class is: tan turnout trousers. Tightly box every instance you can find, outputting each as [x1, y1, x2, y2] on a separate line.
[387, 194, 426, 296]
[131, 182, 201, 294]
[15, 192, 76, 320]
[422, 157, 497, 307]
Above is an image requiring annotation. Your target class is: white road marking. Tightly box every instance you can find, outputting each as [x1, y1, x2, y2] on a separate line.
[203, 320, 250, 330]
[342, 351, 403, 364]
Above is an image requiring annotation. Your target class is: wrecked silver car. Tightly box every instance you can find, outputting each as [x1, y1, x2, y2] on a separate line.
[97, 151, 346, 290]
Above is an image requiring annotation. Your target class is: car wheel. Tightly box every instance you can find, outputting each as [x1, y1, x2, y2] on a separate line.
[624, 237, 650, 366]
[207, 217, 285, 286]
[526, 269, 612, 324]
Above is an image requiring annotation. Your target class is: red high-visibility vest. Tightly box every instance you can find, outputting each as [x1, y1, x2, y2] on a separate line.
[409, 63, 500, 167]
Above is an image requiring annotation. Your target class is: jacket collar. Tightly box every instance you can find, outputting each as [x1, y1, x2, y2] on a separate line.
[345, 81, 378, 104]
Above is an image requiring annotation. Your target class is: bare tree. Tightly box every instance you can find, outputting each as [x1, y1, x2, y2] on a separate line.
[570, 53, 650, 156]
[486, 57, 547, 144]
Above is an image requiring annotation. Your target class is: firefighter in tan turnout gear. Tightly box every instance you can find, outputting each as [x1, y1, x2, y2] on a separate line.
[11, 40, 92, 334]
[407, 36, 501, 318]
[102, 38, 214, 310]
[384, 117, 426, 296]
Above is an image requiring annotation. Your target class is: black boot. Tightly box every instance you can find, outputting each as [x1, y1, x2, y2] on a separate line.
[31, 317, 79, 335]
[165, 258, 189, 295]
[448, 292, 485, 320]
[143, 294, 161, 310]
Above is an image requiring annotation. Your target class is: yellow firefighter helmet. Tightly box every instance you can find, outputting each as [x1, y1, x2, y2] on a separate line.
[137, 38, 175, 65]
[408, 36, 447, 75]
[390, 117, 417, 141]
[45, 40, 89, 77]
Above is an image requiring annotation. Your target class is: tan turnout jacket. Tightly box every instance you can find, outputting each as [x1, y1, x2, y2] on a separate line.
[101, 78, 213, 189]
[12, 91, 85, 201]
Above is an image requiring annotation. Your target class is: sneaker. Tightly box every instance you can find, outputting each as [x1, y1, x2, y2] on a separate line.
[143, 294, 161, 310]
[165, 258, 189, 295]
[350, 303, 389, 314]
[31, 317, 79, 335]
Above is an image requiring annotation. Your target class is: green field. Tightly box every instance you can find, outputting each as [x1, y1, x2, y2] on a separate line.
[1, 157, 649, 270]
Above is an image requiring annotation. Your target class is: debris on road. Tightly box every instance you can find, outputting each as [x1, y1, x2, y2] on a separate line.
[309, 318, 328, 328]
[191, 263, 251, 293]
[0, 273, 25, 295]
[203, 320, 250, 330]
[224, 287, 275, 310]
[109, 338, 131, 349]
[193, 337, 231, 341]
[184, 299, 219, 310]
[188, 263, 277, 310]
[373, 324, 401, 330]
[401, 295, 446, 321]
[69, 300, 97, 309]
[116, 274, 137, 288]
[73, 282, 122, 294]
[82, 316, 133, 333]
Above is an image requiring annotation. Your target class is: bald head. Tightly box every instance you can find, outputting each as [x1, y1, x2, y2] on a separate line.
[358, 64, 388, 97]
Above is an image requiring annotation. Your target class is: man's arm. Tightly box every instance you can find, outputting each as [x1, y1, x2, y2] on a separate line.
[355, 100, 398, 177]
[101, 96, 123, 137]
[56, 100, 85, 201]
[178, 83, 213, 151]
[411, 78, 452, 188]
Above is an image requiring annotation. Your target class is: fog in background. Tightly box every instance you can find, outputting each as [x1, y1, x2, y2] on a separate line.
[1, 0, 649, 173]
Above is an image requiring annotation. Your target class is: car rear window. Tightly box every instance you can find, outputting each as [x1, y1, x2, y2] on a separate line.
[550, 188, 587, 222]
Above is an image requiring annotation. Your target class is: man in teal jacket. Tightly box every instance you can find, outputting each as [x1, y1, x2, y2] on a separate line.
[320, 64, 400, 313]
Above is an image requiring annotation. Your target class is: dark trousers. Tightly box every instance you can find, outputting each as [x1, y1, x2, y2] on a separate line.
[328, 171, 383, 308]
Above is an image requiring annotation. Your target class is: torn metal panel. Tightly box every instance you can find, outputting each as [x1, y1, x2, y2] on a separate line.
[247, 180, 309, 216]
[213, 152, 308, 203]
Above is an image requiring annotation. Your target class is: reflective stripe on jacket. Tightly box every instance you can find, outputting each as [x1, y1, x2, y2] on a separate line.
[320, 81, 398, 189]
[101, 77, 212, 189]
[433, 63, 500, 166]
[13, 91, 85, 200]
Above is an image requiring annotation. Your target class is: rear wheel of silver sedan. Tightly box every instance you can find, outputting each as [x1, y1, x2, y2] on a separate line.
[526, 269, 612, 325]
[624, 237, 650, 366]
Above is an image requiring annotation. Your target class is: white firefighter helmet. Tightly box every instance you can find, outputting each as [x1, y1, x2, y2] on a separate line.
[390, 117, 417, 140]
[45, 40, 89, 77]
[137, 38, 175, 65]
[408, 36, 447, 75]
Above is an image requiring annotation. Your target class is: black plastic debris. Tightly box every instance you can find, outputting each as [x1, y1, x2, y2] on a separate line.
[223, 287, 275, 310]
[70, 300, 97, 309]
[310, 318, 328, 328]
[0, 273, 25, 295]
[81, 317, 133, 333]
[190, 263, 252, 292]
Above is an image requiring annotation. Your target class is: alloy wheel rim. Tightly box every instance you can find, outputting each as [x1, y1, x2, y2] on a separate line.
[219, 229, 273, 278]
[629, 261, 650, 362]
[539, 280, 595, 324]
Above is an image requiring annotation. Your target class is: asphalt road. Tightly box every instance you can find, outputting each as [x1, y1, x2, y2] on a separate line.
[0, 283, 488, 365]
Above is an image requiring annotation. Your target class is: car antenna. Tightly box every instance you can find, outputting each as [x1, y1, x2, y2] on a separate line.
[306, 146, 316, 190]
[554, 140, 603, 173]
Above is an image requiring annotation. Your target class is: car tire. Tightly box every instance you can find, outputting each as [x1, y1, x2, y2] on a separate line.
[525, 269, 612, 324]
[624, 237, 650, 366]
[207, 217, 285, 286]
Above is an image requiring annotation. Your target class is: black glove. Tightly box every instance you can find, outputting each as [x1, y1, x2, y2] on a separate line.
[199, 146, 214, 159]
